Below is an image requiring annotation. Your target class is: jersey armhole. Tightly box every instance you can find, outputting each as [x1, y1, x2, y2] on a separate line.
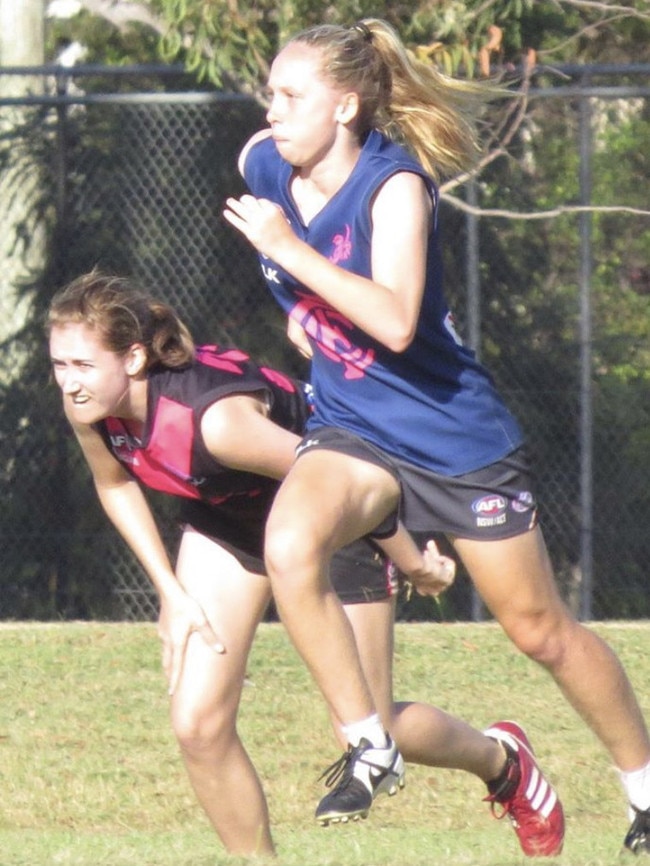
[238, 128, 272, 177]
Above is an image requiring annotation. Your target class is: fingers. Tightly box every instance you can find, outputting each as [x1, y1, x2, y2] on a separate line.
[162, 615, 226, 698]
[223, 194, 273, 224]
[223, 194, 251, 219]
[413, 540, 457, 598]
[197, 619, 226, 655]
[223, 195, 287, 233]
[167, 637, 187, 697]
[222, 198, 248, 234]
[161, 637, 173, 683]
[424, 540, 457, 582]
[424, 538, 444, 559]
[437, 557, 456, 589]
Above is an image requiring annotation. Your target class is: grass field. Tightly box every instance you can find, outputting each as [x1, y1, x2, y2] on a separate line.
[1, 620, 649, 865]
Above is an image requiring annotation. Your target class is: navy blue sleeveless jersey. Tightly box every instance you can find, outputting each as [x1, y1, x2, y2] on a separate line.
[244, 130, 523, 476]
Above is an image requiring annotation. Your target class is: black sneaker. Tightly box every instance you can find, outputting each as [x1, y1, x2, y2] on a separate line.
[625, 806, 650, 854]
[315, 735, 405, 826]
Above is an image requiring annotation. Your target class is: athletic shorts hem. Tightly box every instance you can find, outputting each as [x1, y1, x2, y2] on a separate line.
[180, 524, 396, 604]
[296, 426, 539, 541]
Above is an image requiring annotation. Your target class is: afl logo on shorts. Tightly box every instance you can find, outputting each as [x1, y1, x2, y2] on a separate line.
[511, 490, 535, 513]
[472, 495, 507, 528]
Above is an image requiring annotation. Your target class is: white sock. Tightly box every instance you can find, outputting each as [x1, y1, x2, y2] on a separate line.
[620, 760, 650, 812]
[342, 713, 387, 749]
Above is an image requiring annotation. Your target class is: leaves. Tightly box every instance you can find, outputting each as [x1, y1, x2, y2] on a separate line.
[57, 1, 650, 90]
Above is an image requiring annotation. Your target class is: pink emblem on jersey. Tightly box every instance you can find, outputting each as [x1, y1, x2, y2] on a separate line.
[106, 401, 201, 499]
[260, 367, 296, 392]
[195, 345, 249, 374]
[291, 294, 374, 380]
[330, 225, 352, 264]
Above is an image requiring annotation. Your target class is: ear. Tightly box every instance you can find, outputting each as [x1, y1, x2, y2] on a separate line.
[335, 92, 360, 125]
[124, 343, 147, 377]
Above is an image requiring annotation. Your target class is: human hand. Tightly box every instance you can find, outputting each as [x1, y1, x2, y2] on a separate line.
[158, 591, 225, 696]
[287, 316, 313, 359]
[407, 539, 456, 598]
[223, 194, 296, 260]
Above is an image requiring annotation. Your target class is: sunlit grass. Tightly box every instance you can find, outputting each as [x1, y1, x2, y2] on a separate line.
[1, 621, 648, 864]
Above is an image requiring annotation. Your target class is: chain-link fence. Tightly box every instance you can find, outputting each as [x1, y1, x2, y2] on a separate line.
[0, 63, 648, 622]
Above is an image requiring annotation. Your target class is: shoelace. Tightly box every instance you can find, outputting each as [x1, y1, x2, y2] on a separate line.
[483, 751, 520, 820]
[318, 744, 357, 788]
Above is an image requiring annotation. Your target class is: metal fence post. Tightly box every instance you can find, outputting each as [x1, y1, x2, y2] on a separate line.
[0, 63, 648, 620]
[578, 75, 594, 621]
[465, 178, 487, 622]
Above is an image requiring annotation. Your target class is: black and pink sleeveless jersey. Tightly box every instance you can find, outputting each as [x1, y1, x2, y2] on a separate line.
[95, 345, 310, 506]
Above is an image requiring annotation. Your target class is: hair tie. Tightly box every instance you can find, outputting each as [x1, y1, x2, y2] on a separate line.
[352, 22, 372, 43]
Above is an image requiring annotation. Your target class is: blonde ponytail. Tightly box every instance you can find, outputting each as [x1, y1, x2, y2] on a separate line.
[289, 18, 499, 181]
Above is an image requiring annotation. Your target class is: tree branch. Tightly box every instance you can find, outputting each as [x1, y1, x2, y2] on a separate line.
[441, 61, 534, 195]
[552, 0, 650, 21]
[440, 195, 650, 220]
[77, 0, 166, 35]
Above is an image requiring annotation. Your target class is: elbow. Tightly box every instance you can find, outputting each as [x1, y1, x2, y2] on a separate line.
[383, 324, 416, 354]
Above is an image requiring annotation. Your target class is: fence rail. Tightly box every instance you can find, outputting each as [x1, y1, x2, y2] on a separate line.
[0, 64, 648, 622]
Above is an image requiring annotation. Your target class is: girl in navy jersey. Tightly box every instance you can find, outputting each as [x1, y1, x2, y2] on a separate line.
[224, 18, 650, 855]
[48, 271, 529, 858]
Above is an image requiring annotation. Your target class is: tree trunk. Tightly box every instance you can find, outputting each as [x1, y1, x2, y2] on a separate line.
[0, 0, 47, 378]
[0, 0, 45, 73]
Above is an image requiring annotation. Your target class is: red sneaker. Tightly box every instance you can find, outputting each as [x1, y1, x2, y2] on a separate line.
[483, 721, 565, 857]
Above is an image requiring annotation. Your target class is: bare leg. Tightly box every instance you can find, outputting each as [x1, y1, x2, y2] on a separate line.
[343, 598, 506, 782]
[454, 526, 650, 772]
[264, 450, 401, 728]
[172, 530, 275, 856]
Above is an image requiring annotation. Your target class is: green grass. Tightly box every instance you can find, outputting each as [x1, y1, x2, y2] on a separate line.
[1, 620, 649, 865]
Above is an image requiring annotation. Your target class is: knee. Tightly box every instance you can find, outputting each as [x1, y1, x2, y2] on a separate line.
[171, 702, 229, 759]
[502, 607, 577, 671]
[264, 518, 323, 583]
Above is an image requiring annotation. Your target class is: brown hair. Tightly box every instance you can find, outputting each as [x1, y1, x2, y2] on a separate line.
[46, 271, 195, 369]
[287, 18, 497, 181]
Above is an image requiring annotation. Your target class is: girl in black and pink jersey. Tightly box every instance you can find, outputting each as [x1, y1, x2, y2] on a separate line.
[48, 270, 515, 858]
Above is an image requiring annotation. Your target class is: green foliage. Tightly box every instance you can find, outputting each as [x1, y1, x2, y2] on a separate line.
[44, 1, 650, 92]
[5, 3, 649, 624]
[46, 10, 160, 66]
[591, 110, 650, 379]
[158, 0, 273, 87]
[150, 0, 650, 88]
[152, 0, 541, 87]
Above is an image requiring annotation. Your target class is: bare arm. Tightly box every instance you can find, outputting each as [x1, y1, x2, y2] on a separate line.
[287, 316, 313, 360]
[201, 394, 455, 596]
[377, 528, 456, 598]
[200, 392, 300, 479]
[69, 418, 223, 694]
[223, 171, 432, 352]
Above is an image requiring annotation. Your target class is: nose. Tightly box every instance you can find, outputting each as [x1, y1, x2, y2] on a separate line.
[266, 94, 280, 125]
[59, 367, 80, 394]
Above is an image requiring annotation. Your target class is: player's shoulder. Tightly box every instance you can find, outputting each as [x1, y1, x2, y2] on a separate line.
[237, 128, 273, 176]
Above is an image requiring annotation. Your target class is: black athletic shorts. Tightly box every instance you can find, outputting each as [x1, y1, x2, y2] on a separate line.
[294, 426, 539, 541]
[178, 496, 397, 604]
